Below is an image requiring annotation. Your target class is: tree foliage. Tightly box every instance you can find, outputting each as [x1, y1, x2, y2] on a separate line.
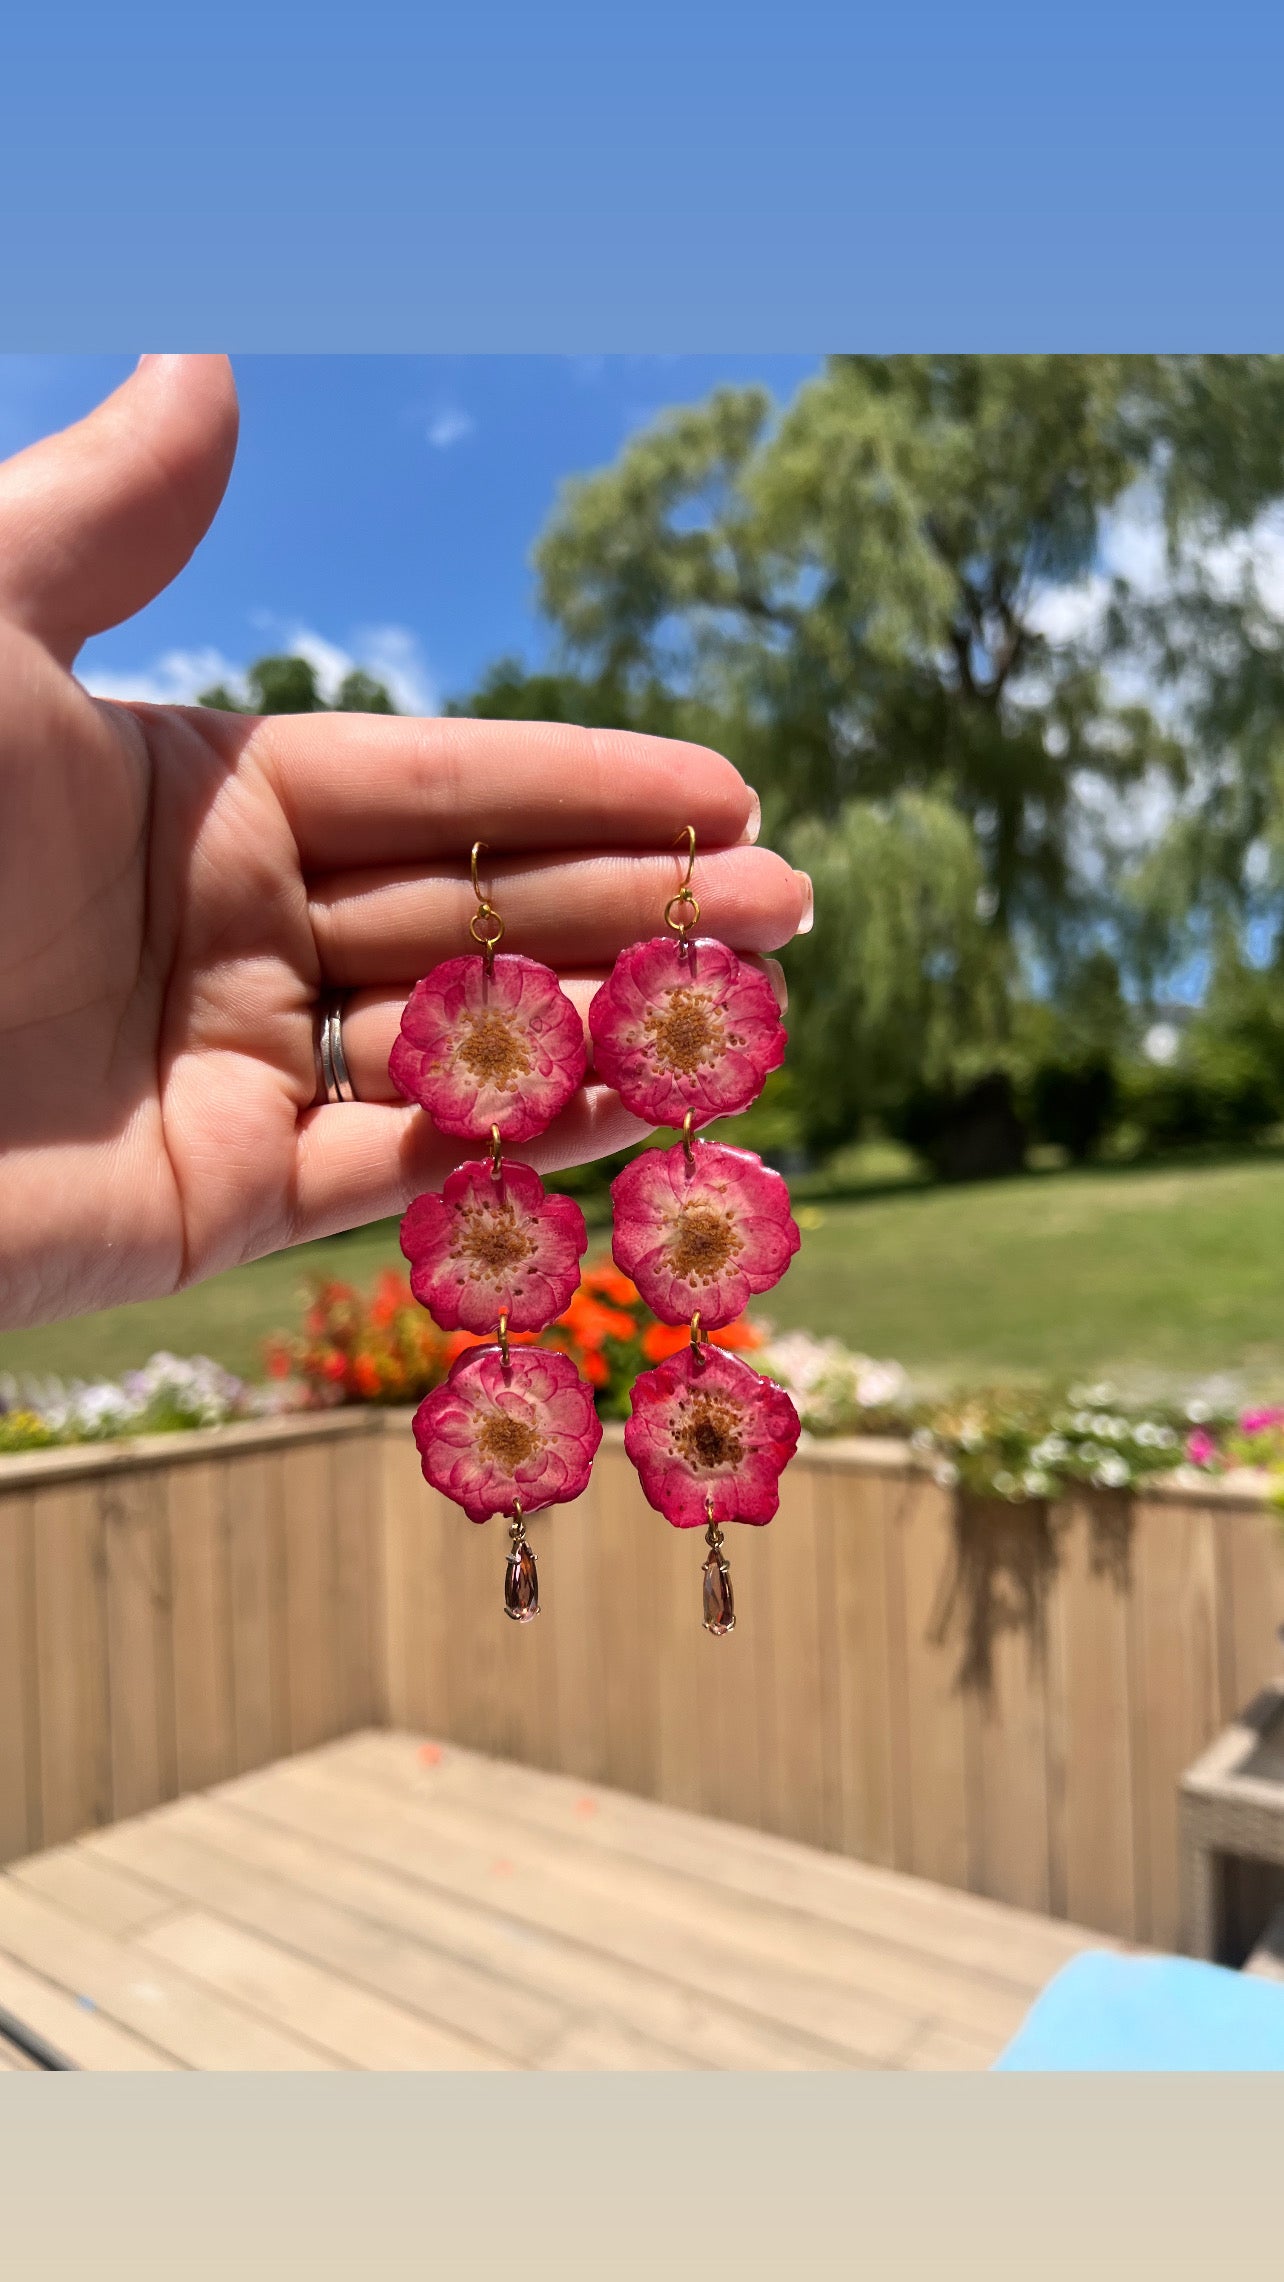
[199, 655, 397, 715]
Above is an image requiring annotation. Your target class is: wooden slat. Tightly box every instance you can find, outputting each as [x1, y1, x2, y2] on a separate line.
[10, 1841, 176, 1937]
[756, 1460, 827, 1847]
[139, 1909, 502, 2070]
[962, 1504, 1055, 1915]
[33, 1481, 111, 1846]
[0, 1943, 176, 2070]
[90, 1806, 553, 2064]
[333, 1730, 1096, 1992]
[102, 1470, 176, 1821]
[233, 1752, 1035, 2059]
[278, 1441, 338, 1752]
[0, 1493, 38, 1862]
[897, 1478, 970, 1891]
[330, 1433, 380, 1735]
[0, 1880, 336, 2069]
[225, 1451, 289, 1773]
[168, 1459, 235, 1794]
[1216, 1500, 1284, 1721]
[91, 1794, 836, 2071]
[1128, 1496, 1222, 1950]
[1053, 1497, 1137, 1939]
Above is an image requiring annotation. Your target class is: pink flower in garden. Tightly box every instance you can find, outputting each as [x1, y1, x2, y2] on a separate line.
[610, 1139, 800, 1328]
[1240, 1406, 1284, 1436]
[390, 954, 586, 1143]
[400, 1161, 588, 1334]
[624, 1342, 801, 1529]
[1186, 1428, 1217, 1467]
[413, 1344, 602, 1522]
[588, 936, 786, 1128]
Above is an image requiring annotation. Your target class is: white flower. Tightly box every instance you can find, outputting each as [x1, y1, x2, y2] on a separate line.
[854, 1359, 910, 1409]
[1094, 1454, 1131, 1489]
[993, 1470, 1018, 1497]
[1032, 1435, 1068, 1465]
[1022, 1469, 1053, 1498]
[932, 1461, 959, 1489]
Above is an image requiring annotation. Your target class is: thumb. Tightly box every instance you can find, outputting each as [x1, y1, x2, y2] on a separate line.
[0, 355, 239, 668]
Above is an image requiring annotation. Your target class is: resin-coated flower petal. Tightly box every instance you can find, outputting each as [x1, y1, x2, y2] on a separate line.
[624, 1343, 800, 1529]
[588, 936, 786, 1127]
[401, 1161, 588, 1335]
[390, 953, 587, 1142]
[414, 1344, 602, 1523]
[611, 1139, 800, 1328]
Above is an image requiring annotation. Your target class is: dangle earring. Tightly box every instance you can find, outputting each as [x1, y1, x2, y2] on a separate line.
[590, 828, 802, 1635]
[389, 842, 601, 1621]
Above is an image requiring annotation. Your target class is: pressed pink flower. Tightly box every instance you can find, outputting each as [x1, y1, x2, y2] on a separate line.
[588, 935, 786, 1127]
[400, 1161, 588, 1334]
[414, 1345, 602, 1522]
[390, 953, 586, 1143]
[611, 1139, 799, 1328]
[624, 1342, 800, 1529]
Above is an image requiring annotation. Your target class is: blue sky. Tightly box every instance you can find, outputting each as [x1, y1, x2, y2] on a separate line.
[0, 356, 820, 710]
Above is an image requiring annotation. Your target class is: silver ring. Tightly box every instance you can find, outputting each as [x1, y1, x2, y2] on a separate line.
[316, 993, 357, 1104]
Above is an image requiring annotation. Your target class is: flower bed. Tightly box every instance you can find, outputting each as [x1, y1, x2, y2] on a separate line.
[3, 1264, 1283, 1516]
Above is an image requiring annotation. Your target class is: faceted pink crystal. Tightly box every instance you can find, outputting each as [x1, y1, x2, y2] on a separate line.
[702, 1546, 735, 1635]
[610, 1138, 800, 1328]
[400, 1160, 588, 1334]
[588, 935, 786, 1128]
[624, 1342, 801, 1529]
[390, 952, 586, 1143]
[504, 1537, 540, 1622]
[414, 1344, 602, 1523]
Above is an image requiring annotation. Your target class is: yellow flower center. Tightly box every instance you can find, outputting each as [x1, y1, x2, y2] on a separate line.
[673, 1392, 745, 1472]
[644, 987, 726, 1075]
[460, 1204, 536, 1278]
[477, 1411, 543, 1470]
[668, 1204, 740, 1282]
[457, 1010, 532, 1091]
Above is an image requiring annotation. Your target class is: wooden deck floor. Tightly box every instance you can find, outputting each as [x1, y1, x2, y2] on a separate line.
[0, 1732, 1108, 2071]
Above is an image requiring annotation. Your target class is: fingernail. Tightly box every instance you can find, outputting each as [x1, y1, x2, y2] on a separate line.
[764, 956, 788, 1012]
[794, 871, 814, 935]
[742, 788, 761, 845]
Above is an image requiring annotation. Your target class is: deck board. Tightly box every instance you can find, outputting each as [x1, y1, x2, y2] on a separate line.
[0, 1729, 1112, 2071]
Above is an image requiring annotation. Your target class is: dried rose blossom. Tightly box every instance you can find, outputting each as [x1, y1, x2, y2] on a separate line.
[611, 1139, 799, 1328]
[400, 1161, 588, 1334]
[390, 953, 586, 1142]
[414, 1345, 602, 1522]
[588, 936, 786, 1127]
[624, 1342, 800, 1529]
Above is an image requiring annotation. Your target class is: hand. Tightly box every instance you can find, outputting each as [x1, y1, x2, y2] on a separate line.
[0, 356, 811, 1329]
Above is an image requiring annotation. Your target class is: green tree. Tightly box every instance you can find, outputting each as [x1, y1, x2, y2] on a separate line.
[532, 355, 1284, 947]
[197, 654, 398, 715]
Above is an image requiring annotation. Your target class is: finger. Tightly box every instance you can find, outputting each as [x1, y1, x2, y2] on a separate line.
[310, 845, 807, 985]
[335, 956, 789, 1102]
[238, 710, 759, 869]
[290, 1084, 653, 1246]
[0, 356, 239, 667]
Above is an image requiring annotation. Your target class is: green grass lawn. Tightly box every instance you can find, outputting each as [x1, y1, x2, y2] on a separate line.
[4, 1152, 1284, 1393]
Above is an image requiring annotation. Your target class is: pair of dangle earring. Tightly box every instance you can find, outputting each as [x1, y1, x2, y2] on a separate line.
[390, 830, 802, 1633]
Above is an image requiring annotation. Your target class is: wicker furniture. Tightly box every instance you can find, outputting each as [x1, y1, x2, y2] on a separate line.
[1180, 1680, 1284, 1961]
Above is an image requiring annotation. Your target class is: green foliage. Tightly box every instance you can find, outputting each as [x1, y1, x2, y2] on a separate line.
[782, 793, 1008, 1151]
[197, 654, 398, 715]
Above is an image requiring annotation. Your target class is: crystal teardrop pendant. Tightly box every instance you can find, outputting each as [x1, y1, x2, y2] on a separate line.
[701, 1522, 734, 1636]
[504, 1508, 540, 1623]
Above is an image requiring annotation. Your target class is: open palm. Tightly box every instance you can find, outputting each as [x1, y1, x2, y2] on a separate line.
[0, 357, 808, 1331]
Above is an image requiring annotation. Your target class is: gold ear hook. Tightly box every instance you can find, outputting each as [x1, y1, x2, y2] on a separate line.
[664, 825, 701, 940]
[469, 840, 505, 969]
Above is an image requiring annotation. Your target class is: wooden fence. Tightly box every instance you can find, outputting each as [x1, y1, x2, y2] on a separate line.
[2, 1412, 1283, 1949]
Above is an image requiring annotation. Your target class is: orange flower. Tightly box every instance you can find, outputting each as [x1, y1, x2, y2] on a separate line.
[578, 1347, 610, 1387]
[351, 1355, 382, 1398]
[559, 1294, 637, 1347]
[711, 1317, 763, 1352]
[641, 1322, 688, 1362]
[583, 1262, 641, 1308]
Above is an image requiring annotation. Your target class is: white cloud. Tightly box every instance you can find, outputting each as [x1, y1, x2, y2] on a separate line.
[79, 646, 246, 705]
[426, 407, 474, 450]
[79, 622, 439, 717]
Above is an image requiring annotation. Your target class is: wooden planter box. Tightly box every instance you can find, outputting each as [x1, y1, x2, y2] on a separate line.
[1, 1412, 1282, 1952]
